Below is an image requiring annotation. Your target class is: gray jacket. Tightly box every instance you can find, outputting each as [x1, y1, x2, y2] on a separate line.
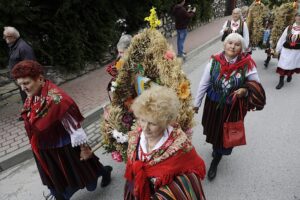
[8, 38, 36, 71]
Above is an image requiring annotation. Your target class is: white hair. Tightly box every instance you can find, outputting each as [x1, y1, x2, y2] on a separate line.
[117, 34, 132, 52]
[3, 26, 20, 38]
[224, 33, 246, 51]
[241, 6, 249, 13]
[232, 8, 242, 17]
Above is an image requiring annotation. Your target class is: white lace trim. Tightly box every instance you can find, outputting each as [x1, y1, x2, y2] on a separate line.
[61, 114, 88, 147]
[70, 127, 88, 147]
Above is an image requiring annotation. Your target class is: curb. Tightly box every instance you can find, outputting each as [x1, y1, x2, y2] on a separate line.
[0, 104, 106, 172]
[0, 35, 220, 172]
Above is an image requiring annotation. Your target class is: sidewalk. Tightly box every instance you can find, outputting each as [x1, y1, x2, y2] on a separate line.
[0, 16, 229, 171]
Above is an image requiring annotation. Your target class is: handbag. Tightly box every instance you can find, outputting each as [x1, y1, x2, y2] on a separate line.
[223, 95, 246, 148]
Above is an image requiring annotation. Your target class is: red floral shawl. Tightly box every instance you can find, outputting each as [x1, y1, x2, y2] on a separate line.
[124, 126, 206, 200]
[21, 80, 84, 176]
[22, 80, 84, 140]
[212, 52, 256, 80]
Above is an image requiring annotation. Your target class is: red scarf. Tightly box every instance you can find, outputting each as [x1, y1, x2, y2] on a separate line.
[124, 128, 206, 200]
[212, 52, 256, 80]
[21, 80, 84, 176]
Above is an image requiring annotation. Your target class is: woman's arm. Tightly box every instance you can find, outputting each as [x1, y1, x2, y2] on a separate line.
[235, 67, 260, 98]
[220, 20, 229, 35]
[276, 27, 288, 53]
[61, 114, 92, 160]
[61, 113, 88, 147]
[194, 60, 212, 112]
[243, 22, 250, 48]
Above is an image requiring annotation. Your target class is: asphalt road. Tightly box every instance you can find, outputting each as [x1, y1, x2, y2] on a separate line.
[0, 40, 300, 200]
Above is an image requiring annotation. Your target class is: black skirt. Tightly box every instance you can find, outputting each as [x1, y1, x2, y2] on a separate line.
[35, 144, 105, 199]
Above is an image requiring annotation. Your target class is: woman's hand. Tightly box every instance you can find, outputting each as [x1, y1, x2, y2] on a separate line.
[193, 107, 199, 114]
[234, 88, 248, 98]
[80, 144, 93, 161]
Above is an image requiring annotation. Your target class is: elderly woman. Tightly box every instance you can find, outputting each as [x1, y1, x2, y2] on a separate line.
[220, 8, 250, 48]
[275, 12, 300, 89]
[194, 33, 266, 181]
[124, 86, 206, 200]
[11, 60, 112, 200]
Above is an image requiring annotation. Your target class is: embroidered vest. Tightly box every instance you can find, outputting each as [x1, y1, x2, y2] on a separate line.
[283, 25, 300, 49]
[206, 58, 247, 105]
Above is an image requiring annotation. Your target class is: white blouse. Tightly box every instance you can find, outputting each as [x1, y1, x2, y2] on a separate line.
[276, 23, 300, 53]
[139, 126, 173, 160]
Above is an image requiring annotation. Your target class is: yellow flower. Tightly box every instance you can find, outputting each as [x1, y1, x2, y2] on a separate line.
[178, 81, 190, 99]
[115, 59, 124, 70]
[144, 7, 161, 29]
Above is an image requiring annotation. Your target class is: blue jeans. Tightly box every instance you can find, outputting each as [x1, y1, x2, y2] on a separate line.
[176, 29, 187, 56]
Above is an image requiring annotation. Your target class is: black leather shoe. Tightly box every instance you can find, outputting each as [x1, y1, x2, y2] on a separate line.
[276, 82, 284, 89]
[18, 117, 24, 121]
[207, 154, 222, 181]
[101, 166, 113, 187]
[276, 76, 284, 89]
[287, 76, 292, 82]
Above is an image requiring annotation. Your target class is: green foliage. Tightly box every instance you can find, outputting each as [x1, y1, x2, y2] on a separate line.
[0, 0, 212, 71]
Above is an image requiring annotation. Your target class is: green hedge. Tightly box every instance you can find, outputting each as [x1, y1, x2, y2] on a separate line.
[0, 0, 212, 71]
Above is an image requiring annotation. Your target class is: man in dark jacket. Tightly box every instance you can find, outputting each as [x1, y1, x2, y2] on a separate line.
[172, 0, 196, 59]
[3, 27, 36, 103]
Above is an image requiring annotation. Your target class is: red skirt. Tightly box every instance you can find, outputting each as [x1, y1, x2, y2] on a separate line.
[276, 67, 300, 76]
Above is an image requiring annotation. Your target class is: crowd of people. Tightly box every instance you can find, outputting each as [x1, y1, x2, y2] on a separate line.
[2, 0, 299, 199]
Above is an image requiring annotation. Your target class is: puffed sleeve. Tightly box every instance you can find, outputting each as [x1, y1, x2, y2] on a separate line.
[276, 27, 288, 53]
[220, 20, 229, 35]
[243, 22, 250, 48]
[194, 59, 212, 107]
[61, 113, 88, 147]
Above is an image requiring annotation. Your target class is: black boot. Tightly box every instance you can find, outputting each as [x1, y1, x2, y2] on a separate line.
[207, 154, 222, 181]
[101, 165, 113, 187]
[276, 76, 284, 89]
[287, 76, 292, 82]
[264, 56, 271, 68]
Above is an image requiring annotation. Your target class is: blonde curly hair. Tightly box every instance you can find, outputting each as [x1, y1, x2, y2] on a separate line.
[131, 85, 180, 127]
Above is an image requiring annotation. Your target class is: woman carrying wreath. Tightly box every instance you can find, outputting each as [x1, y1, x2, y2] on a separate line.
[124, 86, 206, 200]
[194, 33, 266, 181]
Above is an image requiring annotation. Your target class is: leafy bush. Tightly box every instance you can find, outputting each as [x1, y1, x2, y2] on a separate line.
[0, 0, 212, 71]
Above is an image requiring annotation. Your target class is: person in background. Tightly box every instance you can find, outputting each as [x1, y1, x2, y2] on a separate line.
[124, 86, 206, 200]
[194, 33, 265, 181]
[172, 0, 196, 60]
[220, 8, 250, 49]
[241, 6, 249, 22]
[3, 26, 36, 121]
[275, 12, 300, 89]
[12, 60, 113, 200]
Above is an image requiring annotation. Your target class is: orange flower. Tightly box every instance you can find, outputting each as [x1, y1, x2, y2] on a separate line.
[115, 59, 124, 70]
[178, 81, 190, 99]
